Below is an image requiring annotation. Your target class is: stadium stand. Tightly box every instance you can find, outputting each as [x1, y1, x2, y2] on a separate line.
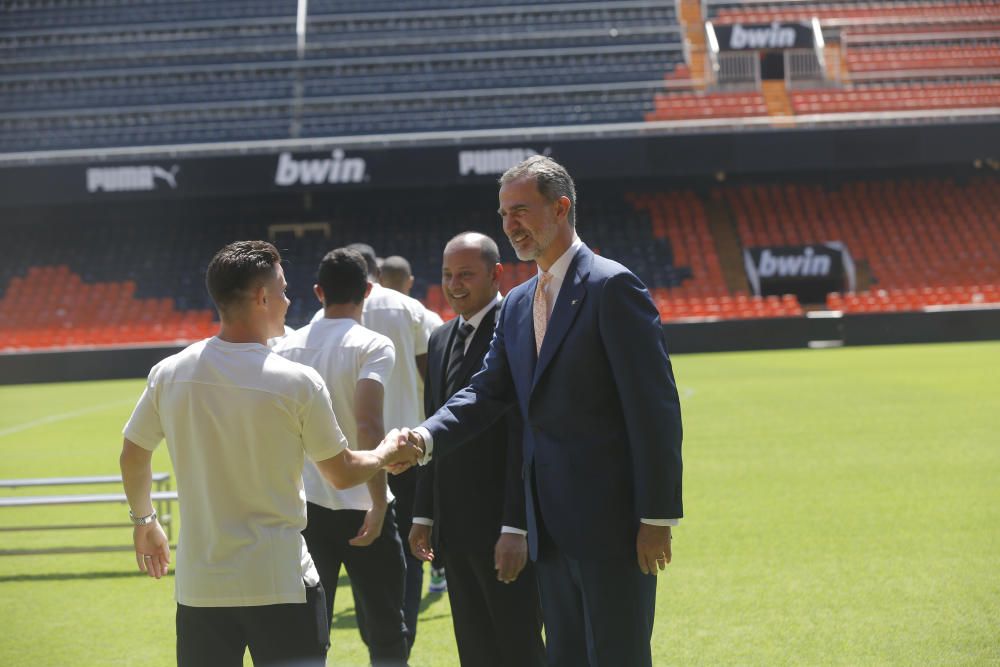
[3, 0, 998, 150]
[646, 91, 769, 121]
[0, 1, 685, 151]
[722, 177, 1000, 312]
[0, 1, 997, 351]
[791, 82, 1000, 113]
[708, 1, 1000, 24]
[2, 170, 997, 350]
[845, 45, 1000, 73]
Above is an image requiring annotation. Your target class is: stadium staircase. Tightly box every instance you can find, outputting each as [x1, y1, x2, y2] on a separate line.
[761, 80, 794, 120]
[677, 0, 709, 87]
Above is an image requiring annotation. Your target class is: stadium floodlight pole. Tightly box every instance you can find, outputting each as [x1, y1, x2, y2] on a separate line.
[296, 0, 308, 59]
[291, 0, 309, 138]
[812, 17, 827, 78]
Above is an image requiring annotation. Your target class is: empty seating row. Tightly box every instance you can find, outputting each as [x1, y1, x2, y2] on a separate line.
[627, 191, 730, 298]
[2, 4, 677, 61]
[647, 91, 768, 121]
[651, 291, 804, 321]
[828, 285, 1000, 312]
[311, 0, 659, 15]
[2, 48, 683, 113]
[791, 82, 1000, 113]
[0, 266, 216, 351]
[4, 0, 295, 31]
[846, 45, 1000, 72]
[711, 1, 998, 24]
[843, 20, 1000, 36]
[1, 86, 659, 152]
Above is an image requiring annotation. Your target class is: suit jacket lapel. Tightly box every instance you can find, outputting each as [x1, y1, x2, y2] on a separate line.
[436, 318, 459, 407]
[532, 246, 591, 388]
[457, 304, 497, 386]
[505, 276, 538, 396]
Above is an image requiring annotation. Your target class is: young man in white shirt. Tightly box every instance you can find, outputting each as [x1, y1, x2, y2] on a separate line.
[312, 243, 431, 649]
[119, 240, 419, 667]
[274, 248, 410, 666]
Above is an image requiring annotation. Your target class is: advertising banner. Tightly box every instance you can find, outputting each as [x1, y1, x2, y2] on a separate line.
[744, 242, 855, 303]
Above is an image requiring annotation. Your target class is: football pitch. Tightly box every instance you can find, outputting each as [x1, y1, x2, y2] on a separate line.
[0, 341, 997, 666]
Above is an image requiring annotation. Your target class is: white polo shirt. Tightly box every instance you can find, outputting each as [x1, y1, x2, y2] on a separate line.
[313, 283, 429, 430]
[273, 318, 396, 511]
[123, 337, 348, 607]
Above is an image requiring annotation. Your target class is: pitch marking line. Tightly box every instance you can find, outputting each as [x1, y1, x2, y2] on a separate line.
[0, 399, 134, 438]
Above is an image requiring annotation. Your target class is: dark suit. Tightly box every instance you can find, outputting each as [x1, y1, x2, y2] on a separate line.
[422, 244, 683, 667]
[415, 303, 545, 667]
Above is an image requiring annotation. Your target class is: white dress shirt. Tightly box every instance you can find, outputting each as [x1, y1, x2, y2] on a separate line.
[273, 318, 396, 512]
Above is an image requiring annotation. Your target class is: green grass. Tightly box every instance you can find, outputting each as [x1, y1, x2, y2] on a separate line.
[1, 342, 998, 666]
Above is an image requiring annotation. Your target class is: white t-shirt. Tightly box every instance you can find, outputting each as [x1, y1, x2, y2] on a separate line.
[123, 337, 348, 608]
[266, 324, 295, 348]
[312, 283, 429, 429]
[417, 305, 443, 420]
[273, 318, 395, 512]
[421, 305, 444, 339]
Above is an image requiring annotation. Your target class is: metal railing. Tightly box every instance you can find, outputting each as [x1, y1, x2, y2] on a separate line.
[718, 51, 761, 87]
[785, 48, 826, 88]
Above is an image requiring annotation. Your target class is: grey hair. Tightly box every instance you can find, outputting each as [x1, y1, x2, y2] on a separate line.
[499, 155, 577, 227]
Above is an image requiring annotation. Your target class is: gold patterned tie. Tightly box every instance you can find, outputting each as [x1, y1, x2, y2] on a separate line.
[533, 272, 553, 355]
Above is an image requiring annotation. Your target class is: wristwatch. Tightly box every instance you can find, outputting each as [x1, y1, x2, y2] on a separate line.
[129, 509, 158, 526]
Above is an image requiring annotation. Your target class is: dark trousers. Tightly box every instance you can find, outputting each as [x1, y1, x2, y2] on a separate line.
[386, 468, 423, 650]
[443, 542, 546, 667]
[176, 582, 328, 667]
[302, 501, 409, 666]
[534, 538, 657, 667]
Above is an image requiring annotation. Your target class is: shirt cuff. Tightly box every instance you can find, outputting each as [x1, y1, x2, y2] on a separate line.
[412, 517, 434, 527]
[500, 526, 527, 536]
[413, 426, 433, 464]
[640, 518, 680, 527]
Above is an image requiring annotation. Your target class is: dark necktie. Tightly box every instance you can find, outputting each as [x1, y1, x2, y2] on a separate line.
[445, 322, 475, 396]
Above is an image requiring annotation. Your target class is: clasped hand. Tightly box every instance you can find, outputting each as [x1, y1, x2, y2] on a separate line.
[377, 428, 424, 473]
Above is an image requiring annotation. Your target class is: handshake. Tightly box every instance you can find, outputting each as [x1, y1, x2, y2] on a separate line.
[375, 428, 427, 474]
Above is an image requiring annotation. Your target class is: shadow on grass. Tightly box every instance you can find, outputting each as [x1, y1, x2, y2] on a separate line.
[0, 570, 173, 583]
[329, 588, 450, 631]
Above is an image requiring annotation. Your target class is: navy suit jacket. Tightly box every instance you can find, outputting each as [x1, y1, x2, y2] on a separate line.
[414, 305, 526, 550]
[423, 244, 683, 561]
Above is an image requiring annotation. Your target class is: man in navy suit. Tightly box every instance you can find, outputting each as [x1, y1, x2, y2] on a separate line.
[406, 156, 683, 666]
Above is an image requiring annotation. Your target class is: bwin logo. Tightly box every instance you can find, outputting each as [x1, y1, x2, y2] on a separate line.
[274, 150, 367, 186]
[758, 248, 831, 277]
[86, 165, 180, 193]
[458, 147, 552, 176]
[729, 22, 796, 50]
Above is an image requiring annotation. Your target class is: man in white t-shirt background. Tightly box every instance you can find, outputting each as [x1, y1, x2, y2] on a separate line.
[119, 240, 419, 667]
[380, 253, 448, 594]
[312, 243, 432, 650]
[274, 248, 410, 666]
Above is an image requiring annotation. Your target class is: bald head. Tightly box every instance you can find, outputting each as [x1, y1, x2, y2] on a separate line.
[444, 232, 500, 268]
[380, 255, 414, 295]
[442, 232, 502, 319]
